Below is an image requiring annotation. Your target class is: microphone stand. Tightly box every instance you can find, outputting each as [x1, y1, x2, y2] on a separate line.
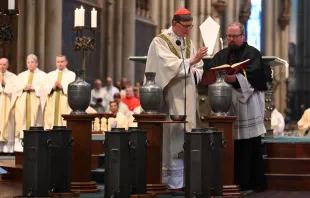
[176, 39, 187, 133]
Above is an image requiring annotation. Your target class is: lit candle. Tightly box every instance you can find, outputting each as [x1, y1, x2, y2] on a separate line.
[8, 0, 15, 10]
[74, 8, 79, 27]
[91, 8, 97, 28]
[80, 6, 85, 27]
[220, 38, 223, 50]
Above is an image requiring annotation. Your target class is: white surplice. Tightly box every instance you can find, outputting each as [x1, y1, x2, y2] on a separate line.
[90, 88, 109, 109]
[230, 74, 266, 139]
[271, 108, 285, 136]
[0, 71, 17, 153]
[41, 68, 76, 129]
[145, 27, 203, 189]
[11, 68, 48, 152]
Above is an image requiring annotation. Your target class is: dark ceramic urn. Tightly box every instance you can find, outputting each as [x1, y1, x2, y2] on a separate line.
[139, 72, 163, 114]
[68, 69, 91, 114]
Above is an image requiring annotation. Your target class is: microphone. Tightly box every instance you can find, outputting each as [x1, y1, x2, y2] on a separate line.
[176, 39, 181, 46]
[176, 39, 187, 130]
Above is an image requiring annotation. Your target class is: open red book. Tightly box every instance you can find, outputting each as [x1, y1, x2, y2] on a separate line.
[200, 59, 250, 86]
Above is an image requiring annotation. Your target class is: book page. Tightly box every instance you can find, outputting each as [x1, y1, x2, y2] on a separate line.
[231, 59, 250, 68]
[199, 17, 220, 55]
[210, 64, 230, 70]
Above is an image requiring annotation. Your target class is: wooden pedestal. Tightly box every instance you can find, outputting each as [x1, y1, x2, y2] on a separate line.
[62, 114, 99, 193]
[133, 114, 186, 195]
[201, 116, 241, 197]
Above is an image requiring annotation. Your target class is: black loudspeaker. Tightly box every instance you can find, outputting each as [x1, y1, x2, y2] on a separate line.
[184, 128, 214, 198]
[211, 129, 225, 196]
[104, 130, 131, 198]
[22, 127, 52, 197]
[49, 126, 73, 193]
[127, 127, 148, 194]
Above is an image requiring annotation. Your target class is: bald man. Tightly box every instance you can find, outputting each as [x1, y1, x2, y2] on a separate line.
[0, 58, 16, 153]
[102, 77, 119, 102]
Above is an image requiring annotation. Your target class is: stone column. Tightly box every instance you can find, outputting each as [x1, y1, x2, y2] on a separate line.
[25, 0, 36, 56]
[122, 0, 135, 84]
[115, 0, 124, 81]
[99, 1, 107, 80]
[107, 0, 115, 79]
[35, 0, 46, 71]
[150, 0, 160, 34]
[262, 0, 273, 55]
[44, 0, 62, 72]
[188, 0, 199, 47]
[17, 0, 26, 73]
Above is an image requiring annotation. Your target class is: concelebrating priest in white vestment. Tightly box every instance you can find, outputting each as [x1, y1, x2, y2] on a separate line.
[41, 55, 76, 129]
[11, 54, 48, 152]
[145, 8, 208, 193]
[0, 58, 17, 153]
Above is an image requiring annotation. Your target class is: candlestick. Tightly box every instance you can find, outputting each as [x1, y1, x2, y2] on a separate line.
[91, 8, 97, 28]
[8, 0, 15, 10]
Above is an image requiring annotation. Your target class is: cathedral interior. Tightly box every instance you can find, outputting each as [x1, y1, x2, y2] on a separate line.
[1, 0, 310, 197]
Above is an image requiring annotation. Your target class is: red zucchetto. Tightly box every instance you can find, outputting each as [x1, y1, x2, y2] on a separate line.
[174, 8, 191, 16]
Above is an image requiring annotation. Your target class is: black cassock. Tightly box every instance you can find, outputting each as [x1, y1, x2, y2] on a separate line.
[204, 42, 266, 191]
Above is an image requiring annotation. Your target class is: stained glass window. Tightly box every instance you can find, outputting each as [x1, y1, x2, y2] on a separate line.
[246, 0, 262, 51]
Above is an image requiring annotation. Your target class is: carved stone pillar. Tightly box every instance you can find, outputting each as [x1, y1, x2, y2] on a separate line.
[239, 0, 251, 24]
[212, 0, 228, 16]
[278, 0, 291, 30]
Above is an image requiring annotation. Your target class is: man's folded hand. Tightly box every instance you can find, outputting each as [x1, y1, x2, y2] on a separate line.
[224, 74, 236, 83]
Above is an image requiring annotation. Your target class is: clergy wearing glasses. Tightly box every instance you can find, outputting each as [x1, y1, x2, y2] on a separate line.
[11, 54, 48, 152]
[41, 55, 76, 129]
[206, 22, 268, 192]
[145, 8, 208, 194]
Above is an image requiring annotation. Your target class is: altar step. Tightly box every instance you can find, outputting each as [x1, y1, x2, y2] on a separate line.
[264, 142, 310, 191]
[264, 158, 310, 174]
[265, 174, 310, 191]
[91, 153, 105, 184]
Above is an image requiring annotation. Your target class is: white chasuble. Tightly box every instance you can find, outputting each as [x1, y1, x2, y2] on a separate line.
[11, 68, 47, 152]
[230, 74, 266, 140]
[41, 68, 76, 129]
[0, 71, 16, 153]
[145, 27, 203, 189]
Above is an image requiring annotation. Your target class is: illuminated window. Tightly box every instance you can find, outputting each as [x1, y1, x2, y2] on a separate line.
[246, 0, 262, 51]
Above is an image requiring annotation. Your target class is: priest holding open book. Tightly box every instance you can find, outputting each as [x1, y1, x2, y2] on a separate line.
[203, 22, 268, 192]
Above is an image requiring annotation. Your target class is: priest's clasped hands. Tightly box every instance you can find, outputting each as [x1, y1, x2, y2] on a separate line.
[1, 79, 5, 87]
[24, 84, 33, 91]
[189, 46, 208, 66]
[53, 81, 63, 90]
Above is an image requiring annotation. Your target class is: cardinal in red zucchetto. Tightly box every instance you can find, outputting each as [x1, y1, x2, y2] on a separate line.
[144, 7, 208, 195]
